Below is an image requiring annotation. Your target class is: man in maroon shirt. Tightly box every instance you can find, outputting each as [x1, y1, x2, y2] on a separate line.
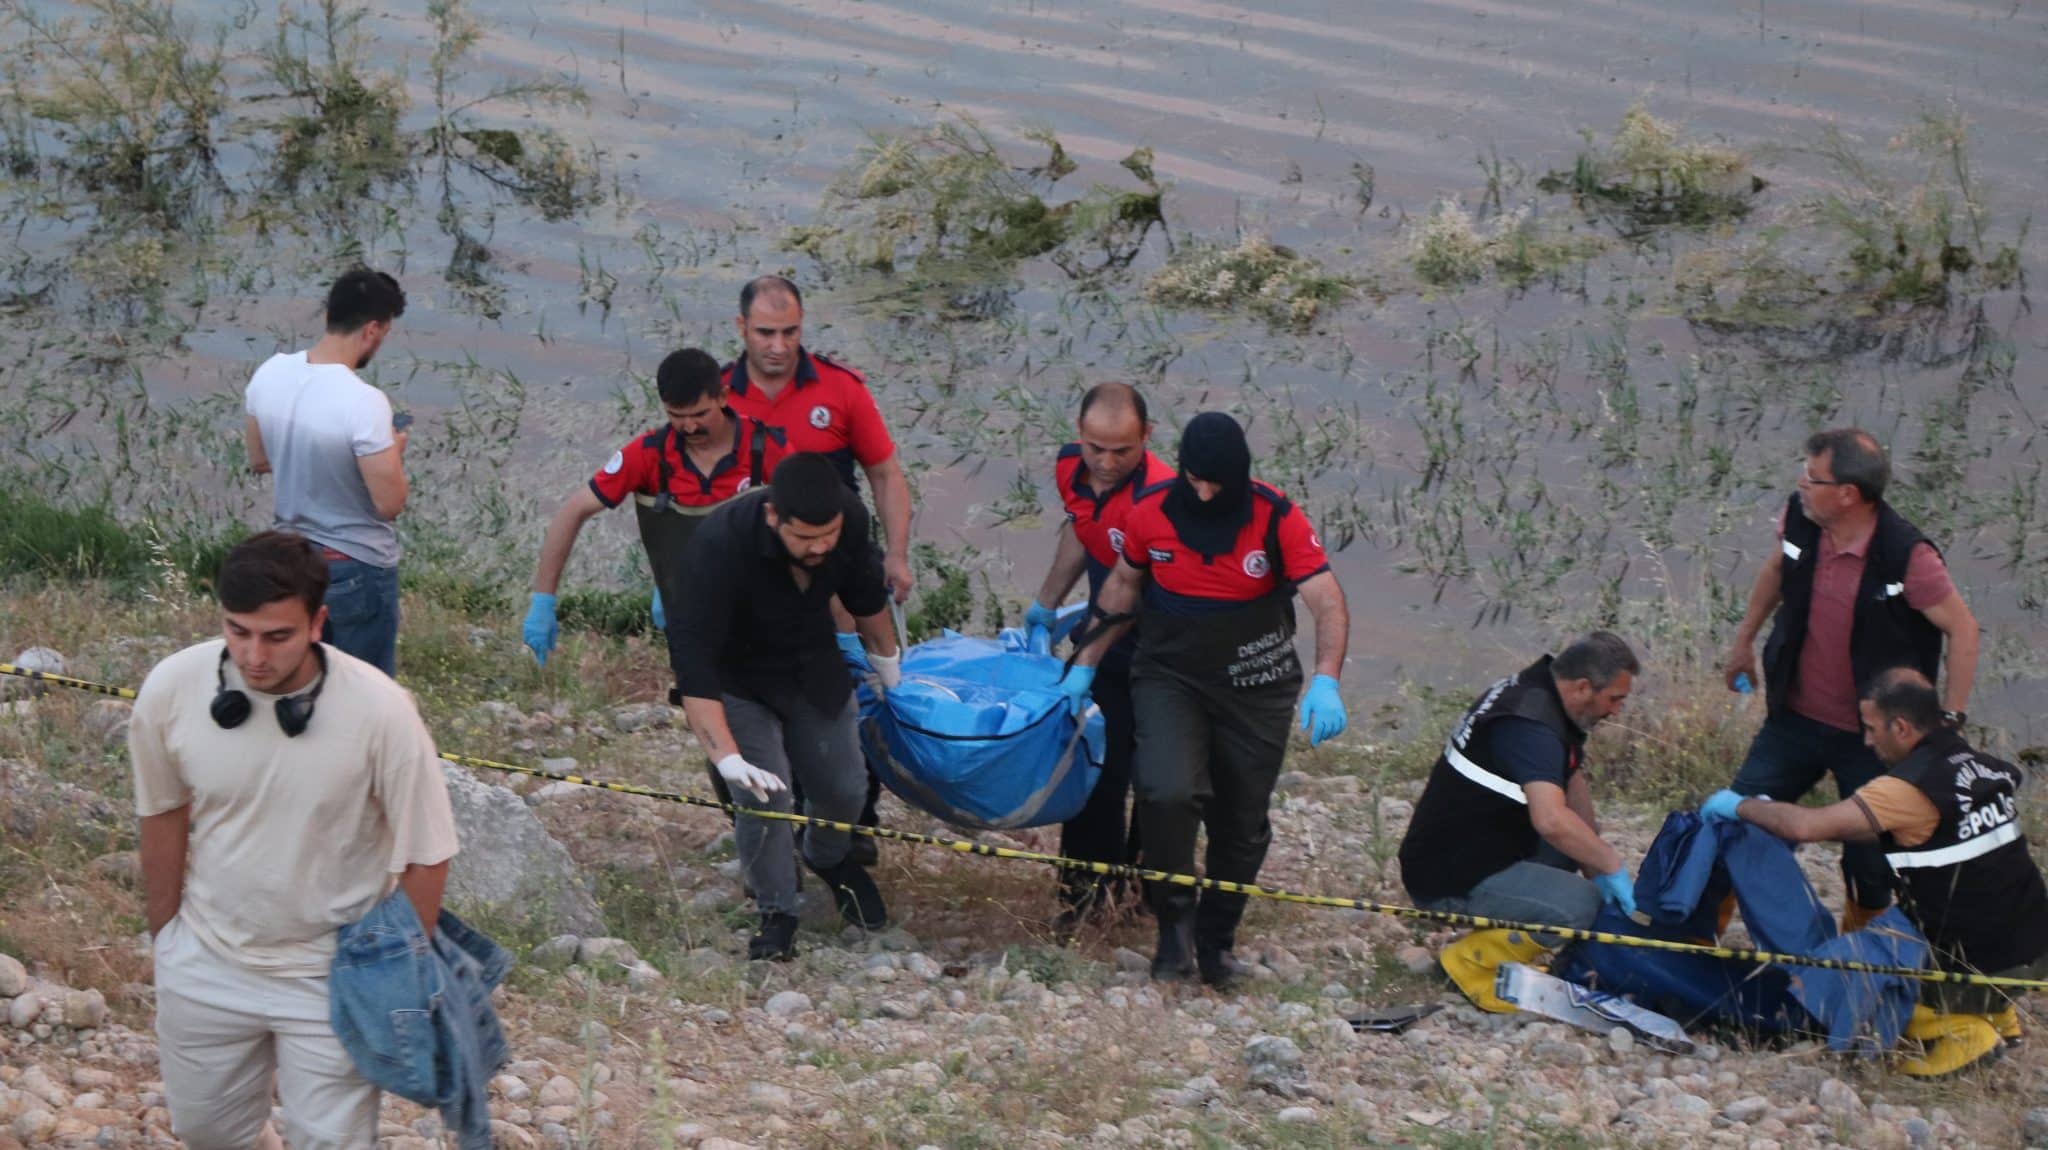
[1717, 428, 1979, 930]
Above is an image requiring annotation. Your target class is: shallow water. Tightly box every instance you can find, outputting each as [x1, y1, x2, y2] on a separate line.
[4, 0, 2045, 735]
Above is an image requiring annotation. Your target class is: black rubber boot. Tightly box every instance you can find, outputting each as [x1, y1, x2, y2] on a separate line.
[1150, 891, 1197, 981]
[810, 856, 888, 929]
[1197, 946, 1247, 991]
[1195, 888, 1249, 989]
[748, 913, 799, 961]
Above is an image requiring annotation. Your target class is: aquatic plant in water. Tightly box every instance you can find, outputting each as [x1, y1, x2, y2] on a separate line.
[1540, 103, 1762, 229]
[1145, 234, 1351, 328]
[782, 117, 1162, 308]
[1405, 199, 1605, 291]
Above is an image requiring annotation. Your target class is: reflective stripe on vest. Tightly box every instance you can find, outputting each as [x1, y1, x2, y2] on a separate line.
[1886, 821, 2022, 870]
[1443, 741, 1527, 805]
[633, 493, 722, 516]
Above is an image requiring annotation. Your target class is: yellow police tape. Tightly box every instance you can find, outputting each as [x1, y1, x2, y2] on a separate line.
[5, 660, 2046, 991]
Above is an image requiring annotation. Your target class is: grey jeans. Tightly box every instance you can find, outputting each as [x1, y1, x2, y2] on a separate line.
[1416, 845, 1603, 934]
[726, 692, 867, 917]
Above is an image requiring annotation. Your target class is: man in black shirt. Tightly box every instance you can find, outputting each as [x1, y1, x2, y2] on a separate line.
[669, 453, 903, 960]
[1397, 632, 1641, 1012]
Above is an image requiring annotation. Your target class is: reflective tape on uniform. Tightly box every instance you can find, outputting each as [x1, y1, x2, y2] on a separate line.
[1444, 742, 1527, 805]
[1886, 821, 2021, 870]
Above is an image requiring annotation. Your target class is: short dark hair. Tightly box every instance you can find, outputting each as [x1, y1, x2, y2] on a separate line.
[1864, 667, 1943, 734]
[217, 531, 329, 616]
[739, 275, 802, 319]
[1552, 630, 1640, 690]
[1805, 427, 1889, 503]
[1078, 381, 1149, 427]
[770, 453, 846, 526]
[656, 348, 723, 408]
[324, 268, 406, 334]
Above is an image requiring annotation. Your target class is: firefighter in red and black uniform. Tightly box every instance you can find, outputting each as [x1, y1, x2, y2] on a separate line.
[722, 275, 914, 860]
[721, 275, 913, 603]
[1021, 382, 1170, 930]
[1070, 412, 1351, 987]
[525, 348, 787, 667]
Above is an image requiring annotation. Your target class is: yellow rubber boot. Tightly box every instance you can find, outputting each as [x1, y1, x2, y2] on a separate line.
[1989, 1005, 2022, 1044]
[1899, 1013, 2002, 1078]
[1904, 1004, 1945, 1041]
[1439, 929, 1548, 1014]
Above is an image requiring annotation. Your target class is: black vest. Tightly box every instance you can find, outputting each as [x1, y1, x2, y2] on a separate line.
[1398, 656, 1585, 901]
[1881, 731, 2048, 975]
[1761, 494, 1943, 716]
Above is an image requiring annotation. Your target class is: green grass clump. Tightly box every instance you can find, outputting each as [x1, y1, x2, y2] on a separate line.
[783, 117, 1162, 301]
[0, 487, 236, 591]
[1540, 103, 1762, 228]
[1811, 108, 2024, 312]
[1406, 199, 1606, 290]
[1146, 234, 1353, 327]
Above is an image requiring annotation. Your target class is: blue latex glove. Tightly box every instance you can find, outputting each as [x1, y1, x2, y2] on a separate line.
[1594, 869, 1637, 918]
[523, 593, 558, 665]
[1700, 788, 1748, 824]
[650, 587, 666, 632]
[1058, 664, 1095, 718]
[1023, 600, 1060, 655]
[1298, 674, 1347, 747]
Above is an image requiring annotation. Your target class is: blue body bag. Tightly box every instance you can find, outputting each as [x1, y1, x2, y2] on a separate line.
[846, 613, 1104, 831]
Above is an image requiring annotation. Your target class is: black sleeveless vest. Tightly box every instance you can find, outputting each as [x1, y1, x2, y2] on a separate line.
[1398, 656, 1585, 901]
[1881, 730, 2048, 976]
[1762, 494, 1943, 716]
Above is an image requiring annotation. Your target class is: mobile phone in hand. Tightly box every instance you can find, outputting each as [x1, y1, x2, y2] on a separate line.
[392, 411, 414, 432]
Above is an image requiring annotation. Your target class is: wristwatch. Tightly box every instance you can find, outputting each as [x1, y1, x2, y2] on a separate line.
[1943, 709, 1967, 729]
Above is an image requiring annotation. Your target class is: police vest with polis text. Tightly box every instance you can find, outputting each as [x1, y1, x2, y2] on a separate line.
[1880, 728, 2048, 974]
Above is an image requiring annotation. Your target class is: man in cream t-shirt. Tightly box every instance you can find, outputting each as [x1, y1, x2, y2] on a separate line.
[244, 268, 411, 675]
[131, 530, 459, 1150]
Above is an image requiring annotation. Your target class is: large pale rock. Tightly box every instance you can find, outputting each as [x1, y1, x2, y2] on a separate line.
[440, 766, 604, 936]
[81, 700, 132, 746]
[0, 955, 25, 998]
[61, 990, 106, 1030]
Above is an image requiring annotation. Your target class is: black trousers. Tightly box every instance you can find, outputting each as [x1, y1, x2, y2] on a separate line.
[1130, 666, 1296, 950]
[1058, 666, 1141, 907]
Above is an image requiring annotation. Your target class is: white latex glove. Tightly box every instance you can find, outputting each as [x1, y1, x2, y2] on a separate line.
[715, 753, 785, 802]
[869, 650, 902, 690]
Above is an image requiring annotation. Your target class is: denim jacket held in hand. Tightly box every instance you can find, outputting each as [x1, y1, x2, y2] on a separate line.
[331, 889, 510, 1150]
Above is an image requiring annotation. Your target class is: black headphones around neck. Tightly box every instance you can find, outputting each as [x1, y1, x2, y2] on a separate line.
[212, 644, 327, 738]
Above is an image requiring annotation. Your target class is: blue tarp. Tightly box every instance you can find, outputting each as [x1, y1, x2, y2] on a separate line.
[1555, 812, 1929, 1054]
[845, 614, 1105, 831]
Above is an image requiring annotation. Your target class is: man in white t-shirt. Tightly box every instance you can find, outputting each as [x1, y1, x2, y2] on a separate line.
[132, 530, 459, 1150]
[244, 269, 411, 675]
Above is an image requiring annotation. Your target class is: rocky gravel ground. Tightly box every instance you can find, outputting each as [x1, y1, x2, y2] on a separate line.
[4, 646, 2046, 1148]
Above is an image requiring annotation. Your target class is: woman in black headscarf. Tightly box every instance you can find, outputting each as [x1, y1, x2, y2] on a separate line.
[1066, 412, 1352, 986]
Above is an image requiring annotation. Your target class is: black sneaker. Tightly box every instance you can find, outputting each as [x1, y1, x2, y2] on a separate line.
[812, 858, 888, 929]
[748, 913, 799, 961]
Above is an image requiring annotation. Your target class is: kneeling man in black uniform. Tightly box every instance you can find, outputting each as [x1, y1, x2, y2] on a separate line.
[1398, 632, 1642, 1011]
